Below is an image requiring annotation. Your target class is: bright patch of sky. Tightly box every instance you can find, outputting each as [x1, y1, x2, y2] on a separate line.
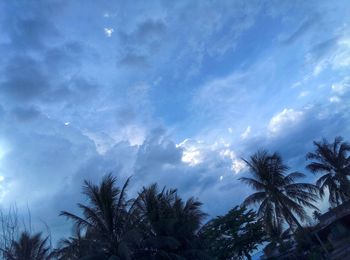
[0, 0, 350, 242]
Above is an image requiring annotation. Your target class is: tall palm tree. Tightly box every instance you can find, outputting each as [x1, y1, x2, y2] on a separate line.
[2, 231, 52, 260]
[239, 150, 319, 232]
[60, 174, 141, 259]
[306, 136, 350, 206]
[135, 184, 207, 259]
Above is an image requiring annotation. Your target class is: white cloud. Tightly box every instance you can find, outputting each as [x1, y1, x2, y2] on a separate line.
[177, 138, 245, 174]
[268, 108, 303, 134]
[177, 139, 203, 166]
[240, 126, 251, 139]
[331, 80, 349, 95]
[104, 28, 114, 37]
[329, 96, 341, 103]
[220, 149, 245, 174]
[298, 91, 310, 98]
[331, 37, 350, 69]
[311, 36, 350, 76]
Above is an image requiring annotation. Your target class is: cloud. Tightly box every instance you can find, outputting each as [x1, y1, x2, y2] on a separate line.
[119, 52, 149, 67]
[120, 19, 166, 43]
[329, 96, 341, 103]
[0, 0, 349, 244]
[11, 106, 41, 122]
[1, 56, 49, 102]
[331, 77, 350, 95]
[241, 126, 251, 139]
[307, 34, 350, 76]
[282, 17, 317, 45]
[104, 27, 114, 37]
[268, 108, 304, 135]
[252, 102, 350, 164]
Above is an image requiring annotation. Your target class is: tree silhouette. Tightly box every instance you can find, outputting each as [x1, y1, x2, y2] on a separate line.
[2, 231, 52, 260]
[306, 136, 350, 206]
[53, 226, 97, 260]
[135, 184, 208, 259]
[60, 174, 141, 259]
[239, 150, 319, 232]
[200, 206, 265, 260]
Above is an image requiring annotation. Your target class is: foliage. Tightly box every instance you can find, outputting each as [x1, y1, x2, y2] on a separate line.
[200, 206, 265, 260]
[52, 227, 97, 260]
[2, 231, 52, 260]
[57, 175, 208, 259]
[263, 224, 292, 257]
[3, 136, 349, 260]
[60, 174, 141, 259]
[239, 150, 319, 232]
[135, 184, 208, 259]
[306, 136, 350, 206]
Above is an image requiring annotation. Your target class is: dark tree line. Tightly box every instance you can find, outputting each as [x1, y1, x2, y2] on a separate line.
[1, 136, 349, 260]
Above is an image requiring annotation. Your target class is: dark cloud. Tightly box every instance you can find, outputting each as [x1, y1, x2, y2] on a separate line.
[119, 52, 149, 67]
[134, 128, 182, 173]
[47, 77, 98, 105]
[7, 17, 59, 51]
[134, 19, 166, 41]
[120, 19, 166, 44]
[1, 56, 50, 102]
[44, 41, 84, 73]
[1, 0, 62, 52]
[117, 19, 167, 68]
[11, 106, 41, 122]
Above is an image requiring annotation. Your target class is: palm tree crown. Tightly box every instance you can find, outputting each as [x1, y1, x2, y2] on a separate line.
[136, 184, 207, 259]
[60, 174, 140, 259]
[306, 136, 350, 206]
[3, 231, 52, 260]
[239, 150, 319, 232]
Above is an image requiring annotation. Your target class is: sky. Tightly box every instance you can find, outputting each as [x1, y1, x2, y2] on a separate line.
[0, 0, 350, 243]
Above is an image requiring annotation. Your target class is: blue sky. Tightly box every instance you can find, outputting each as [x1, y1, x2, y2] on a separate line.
[0, 0, 350, 242]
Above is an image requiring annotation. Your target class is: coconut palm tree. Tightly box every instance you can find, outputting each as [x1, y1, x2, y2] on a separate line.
[60, 174, 141, 259]
[2, 231, 52, 260]
[239, 150, 319, 232]
[306, 136, 350, 206]
[53, 226, 96, 260]
[135, 184, 207, 259]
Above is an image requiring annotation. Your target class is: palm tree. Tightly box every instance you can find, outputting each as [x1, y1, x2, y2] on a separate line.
[135, 184, 207, 259]
[239, 150, 319, 232]
[306, 136, 350, 206]
[2, 231, 52, 260]
[53, 226, 96, 260]
[60, 174, 141, 259]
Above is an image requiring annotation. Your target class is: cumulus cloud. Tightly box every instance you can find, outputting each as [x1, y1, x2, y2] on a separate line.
[268, 108, 304, 135]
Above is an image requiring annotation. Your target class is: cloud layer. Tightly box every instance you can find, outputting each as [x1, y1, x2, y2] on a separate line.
[0, 0, 350, 243]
